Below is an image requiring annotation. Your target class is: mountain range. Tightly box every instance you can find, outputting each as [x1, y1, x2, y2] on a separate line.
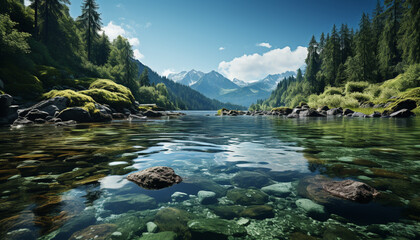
[135, 60, 245, 110]
[168, 70, 296, 106]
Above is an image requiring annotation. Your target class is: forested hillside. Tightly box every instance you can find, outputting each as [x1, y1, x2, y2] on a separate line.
[0, 0, 241, 110]
[252, 0, 419, 112]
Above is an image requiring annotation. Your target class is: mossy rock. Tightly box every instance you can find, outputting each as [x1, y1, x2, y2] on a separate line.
[139, 231, 177, 240]
[89, 79, 134, 102]
[217, 108, 228, 115]
[154, 208, 192, 239]
[231, 171, 270, 188]
[43, 89, 95, 107]
[240, 205, 274, 219]
[187, 218, 247, 240]
[80, 89, 132, 109]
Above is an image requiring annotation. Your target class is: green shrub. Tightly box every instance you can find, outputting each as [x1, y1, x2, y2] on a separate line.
[381, 64, 420, 91]
[79, 88, 132, 109]
[348, 92, 371, 103]
[323, 87, 343, 95]
[364, 84, 382, 98]
[308, 94, 359, 108]
[89, 79, 134, 102]
[345, 81, 370, 93]
[271, 107, 291, 111]
[379, 87, 399, 100]
[0, 65, 44, 98]
[43, 89, 95, 106]
[36, 65, 64, 88]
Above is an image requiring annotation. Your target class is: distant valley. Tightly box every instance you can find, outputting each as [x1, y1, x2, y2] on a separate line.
[168, 70, 295, 106]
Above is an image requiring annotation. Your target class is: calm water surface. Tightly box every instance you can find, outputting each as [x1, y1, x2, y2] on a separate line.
[0, 111, 419, 239]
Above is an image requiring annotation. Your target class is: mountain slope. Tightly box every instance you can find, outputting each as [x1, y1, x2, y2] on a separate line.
[135, 61, 245, 110]
[249, 71, 296, 91]
[191, 71, 239, 99]
[168, 71, 187, 82]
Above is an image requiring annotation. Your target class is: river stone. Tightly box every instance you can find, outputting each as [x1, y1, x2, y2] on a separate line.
[154, 208, 191, 239]
[127, 166, 182, 190]
[197, 190, 217, 204]
[236, 218, 250, 226]
[240, 205, 275, 219]
[25, 109, 49, 121]
[322, 179, 379, 203]
[261, 182, 293, 197]
[296, 198, 325, 215]
[227, 188, 268, 205]
[19, 97, 69, 117]
[139, 231, 177, 240]
[188, 218, 247, 240]
[231, 171, 270, 188]
[183, 176, 227, 197]
[390, 109, 414, 118]
[146, 222, 158, 233]
[171, 191, 189, 202]
[57, 107, 92, 122]
[103, 194, 157, 214]
[209, 205, 245, 219]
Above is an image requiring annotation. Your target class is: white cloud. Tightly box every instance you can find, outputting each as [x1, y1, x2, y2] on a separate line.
[257, 42, 272, 48]
[218, 46, 307, 82]
[101, 21, 126, 41]
[161, 69, 176, 77]
[219, 47, 225, 51]
[128, 37, 140, 47]
[133, 49, 144, 60]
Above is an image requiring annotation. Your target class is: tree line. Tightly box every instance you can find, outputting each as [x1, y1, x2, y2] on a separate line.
[253, 0, 419, 109]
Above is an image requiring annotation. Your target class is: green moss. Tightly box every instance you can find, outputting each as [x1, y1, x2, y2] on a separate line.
[349, 108, 385, 115]
[89, 79, 134, 102]
[0, 90, 4, 94]
[271, 107, 291, 111]
[348, 92, 371, 103]
[413, 107, 420, 116]
[43, 89, 95, 106]
[298, 101, 308, 107]
[82, 102, 100, 115]
[80, 88, 132, 109]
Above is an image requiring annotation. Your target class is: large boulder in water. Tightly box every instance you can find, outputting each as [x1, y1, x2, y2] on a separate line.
[127, 166, 182, 190]
[389, 109, 414, 118]
[57, 107, 92, 122]
[322, 179, 379, 203]
[18, 97, 69, 117]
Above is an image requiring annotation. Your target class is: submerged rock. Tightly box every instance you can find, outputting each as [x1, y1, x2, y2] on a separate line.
[154, 208, 191, 239]
[197, 190, 217, 205]
[295, 198, 326, 219]
[146, 222, 158, 233]
[261, 182, 293, 197]
[227, 188, 268, 205]
[171, 192, 189, 202]
[188, 218, 247, 240]
[103, 194, 157, 214]
[210, 205, 245, 219]
[231, 171, 270, 188]
[322, 179, 379, 203]
[240, 205, 275, 219]
[127, 166, 182, 190]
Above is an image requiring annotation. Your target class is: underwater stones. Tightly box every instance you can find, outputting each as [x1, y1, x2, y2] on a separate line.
[240, 205, 275, 219]
[72, 174, 106, 186]
[322, 179, 379, 203]
[57, 167, 97, 182]
[236, 218, 250, 226]
[16, 160, 41, 177]
[171, 192, 189, 202]
[139, 231, 177, 240]
[261, 182, 293, 197]
[197, 190, 217, 205]
[351, 158, 381, 168]
[57, 107, 92, 122]
[53, 209, 96, 240]
[187, 218, 247, 240]
[210, 205, 245, 219]
[103, 194, 157, 214]
[146, 222, 158, 233]
[154, 208, 191, 239]
[295, 199, 326, 219]
[289, 232, 319, 240]
[407, 197, 420, 220]
[227, 188, 268, 205]
[127, 166, 182, 190]
[183, 176, 227, 197]
[69, 224, 116, 240]
[323, 225, 359, 240]
[231, 171, 270, 188]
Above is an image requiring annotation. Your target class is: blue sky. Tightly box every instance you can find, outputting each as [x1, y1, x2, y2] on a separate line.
[49, 0, 378, 81]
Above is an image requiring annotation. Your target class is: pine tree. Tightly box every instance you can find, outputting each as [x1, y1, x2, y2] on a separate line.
[399, 0, 420, 64]
[304, 36, 321, 92]
[321, 25, 340, 86]
[29, 0, 39, 38]
[39, 0, 70, 43]
[93, 32, 110, 65]
[79, 0, 101, 62]
[296, 68, 303, 82]
[354, 13, 377, 82]
[372, 0, 385, 43]
[339, 24, 352, 64]
[140, 68, 150, 86]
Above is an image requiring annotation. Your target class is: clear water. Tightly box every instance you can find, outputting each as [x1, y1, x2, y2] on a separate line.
[0, 111, 419, 239]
